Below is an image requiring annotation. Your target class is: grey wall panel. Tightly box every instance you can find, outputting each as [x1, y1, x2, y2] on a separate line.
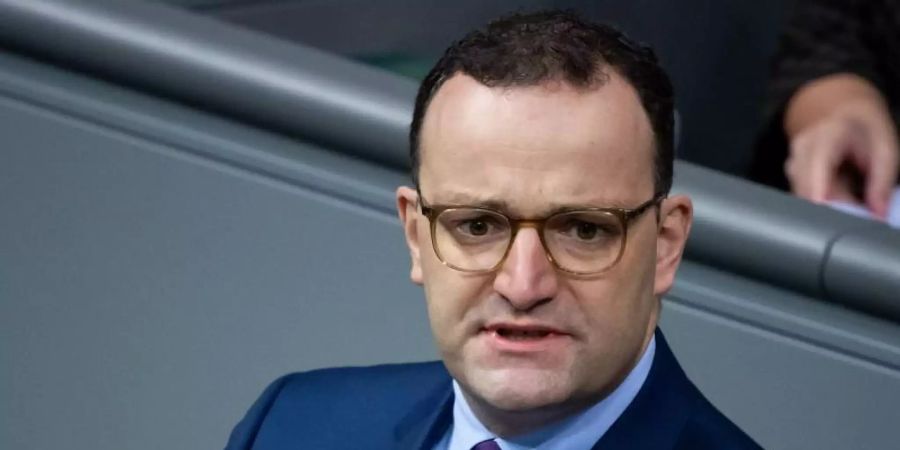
[823, 228, 900, 319]
[0, 67, 431, 450]
[0, 51, 406, 215]
[664, 262, 900, 450]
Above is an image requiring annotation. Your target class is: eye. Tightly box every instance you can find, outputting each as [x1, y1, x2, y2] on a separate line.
[460, 218, 491, 236]
[559, 218, 618, 242]
[438, 209, 508, 242]
[575, 221, 600, 240]
[455, 216, 503, 237]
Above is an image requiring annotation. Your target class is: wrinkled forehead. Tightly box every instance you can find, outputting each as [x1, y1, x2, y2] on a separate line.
[417, 73, 656, 214]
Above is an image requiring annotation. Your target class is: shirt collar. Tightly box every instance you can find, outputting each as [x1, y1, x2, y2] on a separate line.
[445, 336, 656, 450]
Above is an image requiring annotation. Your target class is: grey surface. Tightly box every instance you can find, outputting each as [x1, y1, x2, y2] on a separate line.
[824, 228, 900, 319]
[0, 53, 429, 450]
[0, 0, 416, 169]
[665, 263, 900, 450]
[674, 162, 900, 322]
[0, 52, 404, 215]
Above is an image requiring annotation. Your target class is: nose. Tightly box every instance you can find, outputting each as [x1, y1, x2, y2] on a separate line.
[493, 227, 559, 311]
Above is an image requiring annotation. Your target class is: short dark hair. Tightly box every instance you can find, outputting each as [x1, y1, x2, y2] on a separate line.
[409, 10, 675, 195]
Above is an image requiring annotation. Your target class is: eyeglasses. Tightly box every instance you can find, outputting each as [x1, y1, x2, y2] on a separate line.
[417, 191, 664, 276]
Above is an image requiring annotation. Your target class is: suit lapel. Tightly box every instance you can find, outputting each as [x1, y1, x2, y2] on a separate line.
[591, 329, 697, 450]
[394, 374, 454, 450]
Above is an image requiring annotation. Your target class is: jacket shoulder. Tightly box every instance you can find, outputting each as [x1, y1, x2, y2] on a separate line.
[275, 361, 451, 413]
[224, 361, 450, 450]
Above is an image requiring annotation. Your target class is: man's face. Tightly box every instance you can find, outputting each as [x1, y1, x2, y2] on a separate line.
[397, 73, 690, 426]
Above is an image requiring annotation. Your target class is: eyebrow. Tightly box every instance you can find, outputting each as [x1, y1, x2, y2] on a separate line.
[428, 192, 633, 217]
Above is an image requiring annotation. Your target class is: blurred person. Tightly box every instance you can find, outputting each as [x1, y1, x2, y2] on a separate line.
[751, 0, 900, 219]
[225, 10, 760, 450]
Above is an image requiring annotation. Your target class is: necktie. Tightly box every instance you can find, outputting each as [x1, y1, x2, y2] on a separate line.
[472, 439, 501, 450]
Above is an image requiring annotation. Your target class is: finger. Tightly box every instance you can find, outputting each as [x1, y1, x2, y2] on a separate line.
[864, 141, 899, 218]
[829, 169, 860, 204]
[786, 132, 821, 198]
[788, 124, 848, 203]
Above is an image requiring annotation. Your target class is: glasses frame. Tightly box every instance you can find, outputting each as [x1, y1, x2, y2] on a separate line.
[417, 189, 665, 276]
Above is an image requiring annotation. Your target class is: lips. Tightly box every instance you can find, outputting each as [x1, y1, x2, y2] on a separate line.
[498, 329, 552, 340]
[483, 323, 567, 340]
[480, 322, 571, 353]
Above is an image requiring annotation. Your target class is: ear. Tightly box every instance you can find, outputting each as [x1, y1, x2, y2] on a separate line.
[396, 186, 424, 284]
[654, 195, 693, 296]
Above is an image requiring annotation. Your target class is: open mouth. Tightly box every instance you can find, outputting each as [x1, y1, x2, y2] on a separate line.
[482, 324, 569, 352]
[485, 323, 566, 341]
[495, 328, 554, 340]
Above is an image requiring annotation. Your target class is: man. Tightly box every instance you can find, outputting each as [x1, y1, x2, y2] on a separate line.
[226, 10, 760, 450]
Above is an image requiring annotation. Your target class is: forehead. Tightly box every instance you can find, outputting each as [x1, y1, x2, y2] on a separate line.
[418, 73, 655, 212]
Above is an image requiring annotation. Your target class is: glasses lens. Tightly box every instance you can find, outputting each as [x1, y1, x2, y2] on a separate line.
[433, 208, 511, 271]
[544, 211, 624, 273]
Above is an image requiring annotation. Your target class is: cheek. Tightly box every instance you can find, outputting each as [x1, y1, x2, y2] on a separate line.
[417, 219, 494, 318]
[616, 225, 659, 295]
[571, 242, 658, 336]
[420, 253, 488, 351]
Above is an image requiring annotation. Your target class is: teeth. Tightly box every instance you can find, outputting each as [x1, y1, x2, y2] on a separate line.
[497, 329, 550, 339]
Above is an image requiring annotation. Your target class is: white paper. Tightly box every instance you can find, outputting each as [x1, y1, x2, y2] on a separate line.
[827, 187, 900, 228]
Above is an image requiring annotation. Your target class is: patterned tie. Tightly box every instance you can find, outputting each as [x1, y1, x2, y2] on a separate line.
[472, 439, 501, 450]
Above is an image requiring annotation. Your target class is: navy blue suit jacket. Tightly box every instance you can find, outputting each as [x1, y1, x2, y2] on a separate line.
[225, 330, 761, 449]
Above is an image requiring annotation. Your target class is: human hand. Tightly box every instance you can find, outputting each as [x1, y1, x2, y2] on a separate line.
[784, 75, 899, 218]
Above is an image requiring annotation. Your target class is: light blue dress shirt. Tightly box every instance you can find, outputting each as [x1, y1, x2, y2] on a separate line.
[433, 336, 656, 450]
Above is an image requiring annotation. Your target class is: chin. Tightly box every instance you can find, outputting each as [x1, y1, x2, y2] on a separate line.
[467, 366, 573, 412]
